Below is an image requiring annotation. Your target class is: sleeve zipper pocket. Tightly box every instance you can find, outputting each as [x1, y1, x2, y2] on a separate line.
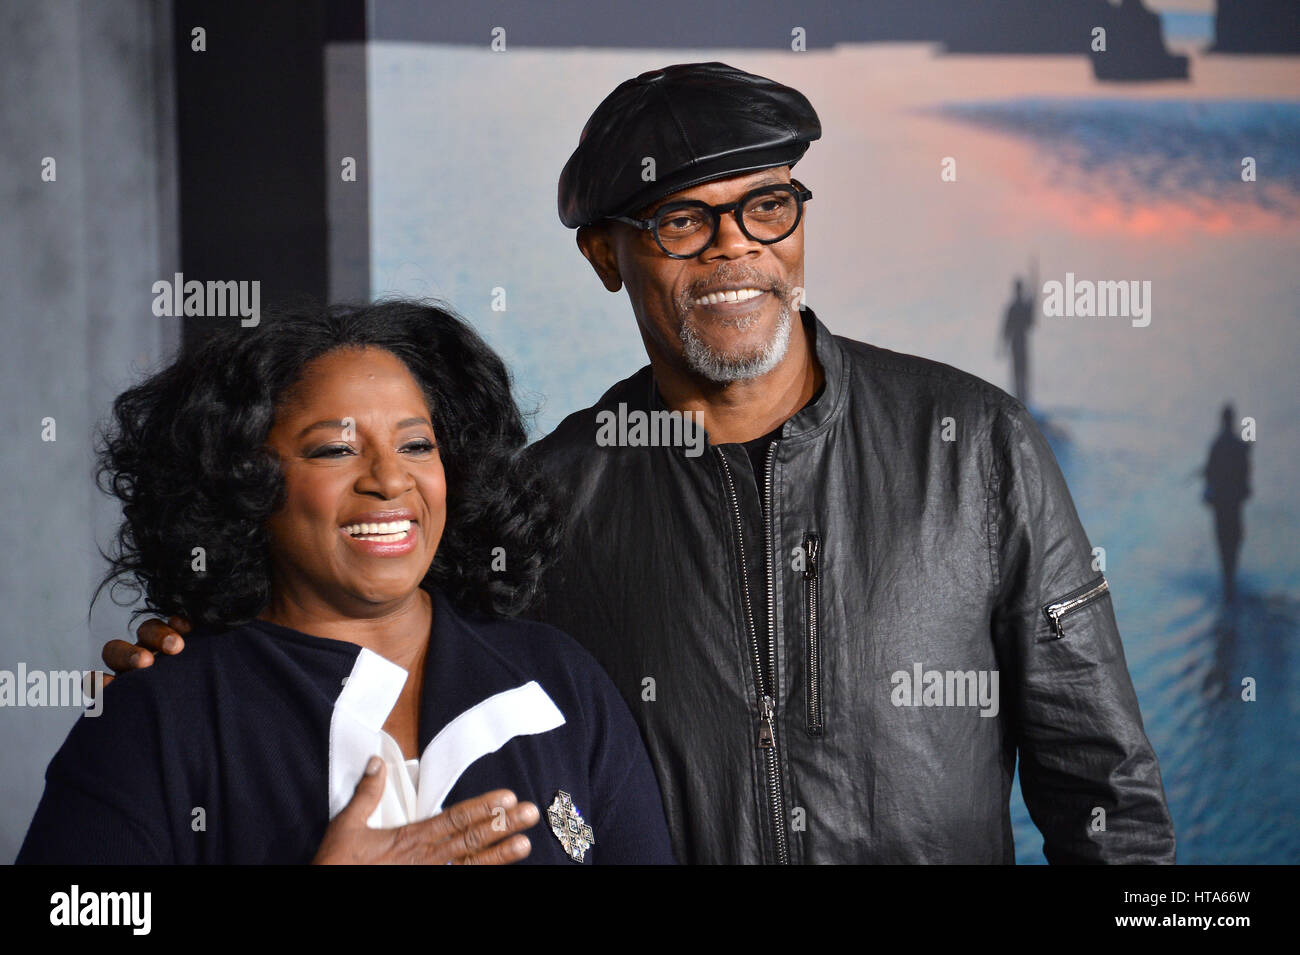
[1043, 575, 1109, 639]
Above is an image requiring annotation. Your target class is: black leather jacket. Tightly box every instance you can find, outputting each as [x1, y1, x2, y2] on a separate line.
[529, 309, 1176, 864]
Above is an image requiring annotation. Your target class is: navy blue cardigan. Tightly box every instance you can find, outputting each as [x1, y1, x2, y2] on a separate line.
[18, 593, 675, 865]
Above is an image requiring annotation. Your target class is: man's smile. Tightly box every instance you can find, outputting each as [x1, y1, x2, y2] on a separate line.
[690, 286, 768, 309]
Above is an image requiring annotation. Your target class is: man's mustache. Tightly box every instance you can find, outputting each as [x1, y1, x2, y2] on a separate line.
[687, 269, 776, 297]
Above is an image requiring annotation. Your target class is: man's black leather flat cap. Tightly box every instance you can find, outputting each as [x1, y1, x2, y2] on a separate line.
[557, 62, 821, 229]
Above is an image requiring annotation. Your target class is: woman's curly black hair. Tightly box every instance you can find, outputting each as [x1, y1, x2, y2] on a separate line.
[96, 299, 562, 626]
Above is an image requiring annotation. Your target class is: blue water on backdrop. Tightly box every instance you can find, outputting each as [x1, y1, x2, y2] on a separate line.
[1160, 11, 1215, 44]
[1010, 406, 1300, 863]
[928, 97, 1300, 862]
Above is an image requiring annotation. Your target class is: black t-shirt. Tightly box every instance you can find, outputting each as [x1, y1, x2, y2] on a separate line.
[739, 381, 825, 663]
[740, 381, 825, 490]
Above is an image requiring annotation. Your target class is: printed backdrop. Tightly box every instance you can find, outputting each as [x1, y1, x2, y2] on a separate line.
[363, 13, 1300, 863]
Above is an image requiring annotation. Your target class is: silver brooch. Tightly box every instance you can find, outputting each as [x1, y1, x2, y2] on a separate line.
[546, 790, 595, 863]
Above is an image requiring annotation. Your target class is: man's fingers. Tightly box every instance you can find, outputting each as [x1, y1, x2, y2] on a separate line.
[102, 639, 153, 675]
[337, 756, 387, 826]
[138, 618, 184, 654]
[103, 617, 183, 675]
[166, 616, 193, 637]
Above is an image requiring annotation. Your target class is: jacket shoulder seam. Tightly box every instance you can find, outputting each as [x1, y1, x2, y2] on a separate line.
[836, 338, 1011, 399]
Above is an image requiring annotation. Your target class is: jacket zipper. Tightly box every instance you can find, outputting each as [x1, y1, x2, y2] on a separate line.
[803, 532, 823, 736]
[715, 444, 790, 865]
[1044, 576, 1109, 638]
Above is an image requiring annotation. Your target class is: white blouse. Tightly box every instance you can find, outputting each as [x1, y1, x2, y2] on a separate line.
[372, 726, 425, 827]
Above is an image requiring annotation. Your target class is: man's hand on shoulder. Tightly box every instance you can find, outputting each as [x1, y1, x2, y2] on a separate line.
[89, 616, 191, 698]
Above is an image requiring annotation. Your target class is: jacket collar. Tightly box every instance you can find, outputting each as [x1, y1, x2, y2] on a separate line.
[783, 306, 846, 440]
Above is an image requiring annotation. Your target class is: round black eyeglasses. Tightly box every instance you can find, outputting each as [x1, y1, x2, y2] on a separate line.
[610, 181, 813, 259]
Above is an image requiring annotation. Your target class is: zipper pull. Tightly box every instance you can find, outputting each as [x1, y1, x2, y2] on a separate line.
[1044, 577, 1109, 639]
[1048, 609, 1066, 639]
[758, 695, 776, 749]
[803, 533, 820, 580]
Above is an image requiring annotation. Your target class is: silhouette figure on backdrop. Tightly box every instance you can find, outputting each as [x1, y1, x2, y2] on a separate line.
[1000, 276, 1035, 406]
[1202, 404, 1252, 603]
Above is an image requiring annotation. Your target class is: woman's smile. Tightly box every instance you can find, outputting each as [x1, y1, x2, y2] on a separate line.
[340, 509, 420, 556]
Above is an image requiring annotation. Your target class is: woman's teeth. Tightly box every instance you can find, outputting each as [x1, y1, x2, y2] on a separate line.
[693, 287, 765, 307]
[343, 520, 412, 542]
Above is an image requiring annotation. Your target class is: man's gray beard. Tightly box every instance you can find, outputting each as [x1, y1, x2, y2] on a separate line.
[678, 296, 793, 384]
